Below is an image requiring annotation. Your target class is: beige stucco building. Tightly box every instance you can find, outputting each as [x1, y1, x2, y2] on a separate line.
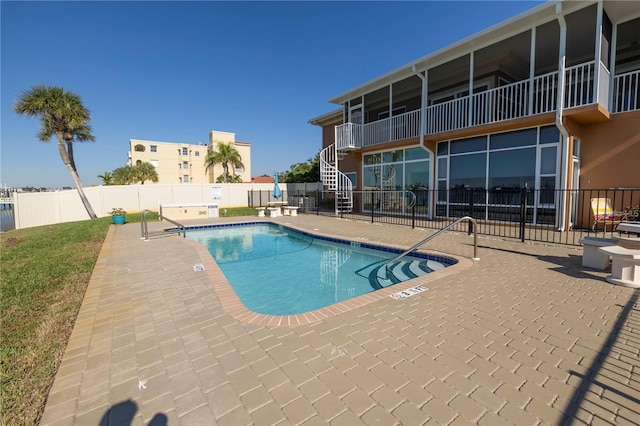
[128, 131, 251, 184]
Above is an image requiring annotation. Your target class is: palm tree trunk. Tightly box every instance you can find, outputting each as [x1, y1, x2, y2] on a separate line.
[57, 133, 97, 219]
[66, 140, 77, 172]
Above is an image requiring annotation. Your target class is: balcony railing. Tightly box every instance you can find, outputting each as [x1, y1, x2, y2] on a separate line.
[362, 109, 421, 148]
[335, 122, 362, 150]
[565, 61, 595, 108]
[335, 60, 639, 149]
[612, 69, 640, 113]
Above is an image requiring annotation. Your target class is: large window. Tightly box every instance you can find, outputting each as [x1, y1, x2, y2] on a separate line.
[436, 125, 560, 224]
[450, 153, 487, 190]
[363, 146, 430, 214]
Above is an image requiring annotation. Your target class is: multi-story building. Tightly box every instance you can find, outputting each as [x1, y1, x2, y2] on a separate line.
[310, 0, 639, 230]
[128, 131, 251, 184]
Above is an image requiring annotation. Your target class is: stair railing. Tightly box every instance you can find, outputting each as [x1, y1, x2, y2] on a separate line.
[140, 209, 186, 241]
[384, 216, 479, 278]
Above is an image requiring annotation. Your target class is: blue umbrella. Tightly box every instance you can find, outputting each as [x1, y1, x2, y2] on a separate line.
[273, 171, 282, 199]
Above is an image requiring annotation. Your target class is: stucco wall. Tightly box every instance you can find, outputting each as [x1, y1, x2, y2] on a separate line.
[567, 111, 640, 190]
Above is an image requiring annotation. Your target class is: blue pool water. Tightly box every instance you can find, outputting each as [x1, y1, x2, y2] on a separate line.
[185, 223, 455, 315]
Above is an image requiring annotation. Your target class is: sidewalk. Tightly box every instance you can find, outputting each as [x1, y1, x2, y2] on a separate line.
[40, 214, 640, 425]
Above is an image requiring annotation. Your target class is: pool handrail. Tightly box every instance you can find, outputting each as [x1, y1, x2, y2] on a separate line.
[140, 209, 186, 240]
[384, 215, 479, 278]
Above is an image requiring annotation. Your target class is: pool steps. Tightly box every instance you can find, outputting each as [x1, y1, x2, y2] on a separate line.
[370, 259, 445, 289]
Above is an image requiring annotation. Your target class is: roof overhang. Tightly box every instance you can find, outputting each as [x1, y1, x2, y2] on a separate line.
[328, 0, 607, 105]
[308, 108, 343, 126]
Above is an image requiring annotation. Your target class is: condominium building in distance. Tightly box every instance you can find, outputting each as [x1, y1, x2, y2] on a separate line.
[128, 130, 251, 184]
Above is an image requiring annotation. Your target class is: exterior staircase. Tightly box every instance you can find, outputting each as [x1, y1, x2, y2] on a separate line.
[320, 144, 353, 213]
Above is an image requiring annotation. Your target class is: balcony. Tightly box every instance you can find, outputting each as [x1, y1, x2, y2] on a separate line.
[336, 62, 640, 150]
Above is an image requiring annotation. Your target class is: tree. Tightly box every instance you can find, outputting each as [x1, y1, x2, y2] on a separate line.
[112, 163, 158, 185]
[98, 171, 114, 185]
[281, 152, 320, 183]
[14, 85, 98, 218]
[112, 165, 137, 185]
[204, 141, 245, 183]
[135, 162, 158, 185]
[216, 174, 242, 183]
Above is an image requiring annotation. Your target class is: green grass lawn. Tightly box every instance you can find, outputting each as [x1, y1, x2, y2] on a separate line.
[0, 208, 253, 424]
[218, 206, 258, 217]
[0, 217, 116, 424]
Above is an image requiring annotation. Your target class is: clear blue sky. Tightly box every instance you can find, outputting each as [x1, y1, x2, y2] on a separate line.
[1, 1, 543, 188]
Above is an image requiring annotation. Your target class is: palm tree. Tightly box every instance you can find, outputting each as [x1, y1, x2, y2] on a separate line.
[204, 141, 245, 183]
[135, 162, 158, 185]
[98, 171, 114, 185]
[14, 85, 97, 218]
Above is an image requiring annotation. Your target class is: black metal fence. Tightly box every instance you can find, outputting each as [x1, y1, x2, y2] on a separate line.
[314, 188, 640, 246]
[248, 189, 320, 213]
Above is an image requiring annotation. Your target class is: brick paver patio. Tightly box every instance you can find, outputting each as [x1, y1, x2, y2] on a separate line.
[40, 214, 639, 425]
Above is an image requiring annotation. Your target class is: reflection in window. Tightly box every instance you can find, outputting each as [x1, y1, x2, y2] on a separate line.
[383, 150, 403, 163]
[405, 147, 428, 161]
[450, 153, 486, 190]
[345, 172, 357, 187]
[540, 147, 557, 174]
[405, 162, 429, 190]
[382, 164, 403, 190]
[150, 145, 157, 152]
[540, 125, 560, 144]
[363, 166, 381, 190]
[437, 142, 448, 156]
[488, 148, 535, 190]
[450, 136, 487, 154]
[490, 128, 536, 150]
[363, 153, 381, 165]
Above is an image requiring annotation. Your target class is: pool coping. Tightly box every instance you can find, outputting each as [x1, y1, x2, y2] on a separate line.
[178, 220, 475, 326]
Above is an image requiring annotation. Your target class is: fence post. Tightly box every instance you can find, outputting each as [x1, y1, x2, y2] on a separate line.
[519, 187, 527, 242]
[468, 188, 474, 235]
[371, 192, 375, 224]
[412, 203, 416, 229]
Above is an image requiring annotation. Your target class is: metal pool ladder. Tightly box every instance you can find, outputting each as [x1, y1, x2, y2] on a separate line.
[384, 216, 480, 279]
[140, 209, 186, 241]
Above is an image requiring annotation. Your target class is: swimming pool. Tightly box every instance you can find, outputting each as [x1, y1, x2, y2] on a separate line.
[185, 222, 456, 315]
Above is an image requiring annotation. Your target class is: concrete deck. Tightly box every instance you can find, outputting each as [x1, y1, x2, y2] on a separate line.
[41, 214, 640, 425]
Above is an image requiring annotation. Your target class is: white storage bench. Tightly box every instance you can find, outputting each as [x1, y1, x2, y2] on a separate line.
[579, 237, 617, 270]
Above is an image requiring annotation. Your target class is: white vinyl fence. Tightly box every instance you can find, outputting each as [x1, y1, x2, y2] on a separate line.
[13, 182, 320, 230]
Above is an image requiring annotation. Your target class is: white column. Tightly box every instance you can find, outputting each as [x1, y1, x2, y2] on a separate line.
[593, 1, 604, 104]
[529, 27, 536, 114]
[468, 51, 474, 126]
[609, 23, 618, 111]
